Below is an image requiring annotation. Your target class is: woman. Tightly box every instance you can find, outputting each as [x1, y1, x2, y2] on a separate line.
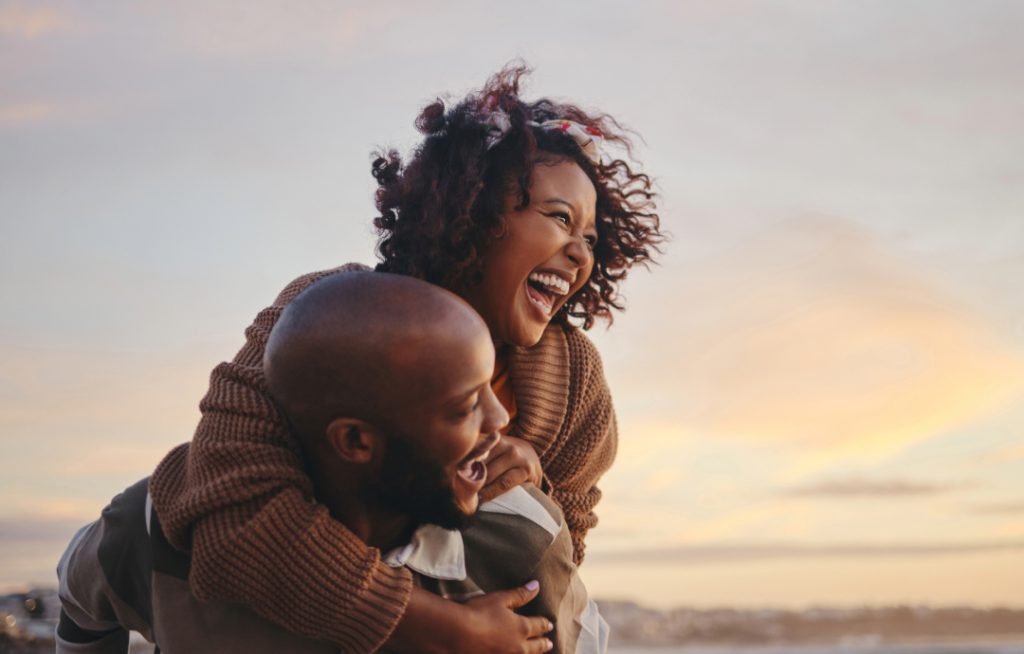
[150, 64, 662, 653]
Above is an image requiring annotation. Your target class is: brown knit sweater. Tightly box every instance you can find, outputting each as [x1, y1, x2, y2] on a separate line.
[149, 265, 618, 653]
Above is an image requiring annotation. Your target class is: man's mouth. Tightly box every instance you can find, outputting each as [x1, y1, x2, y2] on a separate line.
[525, 271, 571, 317]
[456, 458, 487, 483]
[456, 434, 499, 484]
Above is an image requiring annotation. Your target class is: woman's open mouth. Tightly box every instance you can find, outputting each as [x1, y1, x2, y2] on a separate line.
[525, 271, 571, 318]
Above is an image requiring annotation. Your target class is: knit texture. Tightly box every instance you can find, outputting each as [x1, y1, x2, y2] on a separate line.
[149, 264, 617, 652]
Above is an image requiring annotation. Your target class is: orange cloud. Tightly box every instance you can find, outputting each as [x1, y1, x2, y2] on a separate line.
[0, 345, 213, 489]
[0, 2, 73, 38]
[606, 215, 1024, 474]
[785, 477, 973, 498]
[589, 539, 1024, 565]
[0, 346, 208, 428]
[979, 443, 1024, 464]
[0, 99, 106, 127]
[0, 102, 60, 126]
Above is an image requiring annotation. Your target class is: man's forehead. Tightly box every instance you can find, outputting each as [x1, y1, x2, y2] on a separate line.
[393, 337, 485, 388]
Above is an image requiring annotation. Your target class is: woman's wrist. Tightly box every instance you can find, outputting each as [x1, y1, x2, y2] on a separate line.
[388, 586, 467, 654]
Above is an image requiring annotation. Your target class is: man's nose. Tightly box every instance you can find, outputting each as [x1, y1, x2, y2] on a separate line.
[478, 431, 502, 453]
[482, 387, 510, 434]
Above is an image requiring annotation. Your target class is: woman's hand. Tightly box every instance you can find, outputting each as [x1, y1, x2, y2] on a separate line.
[458, 582, 554, 653]
[388, 583, 553, 654]
[479, 435, 543, 503]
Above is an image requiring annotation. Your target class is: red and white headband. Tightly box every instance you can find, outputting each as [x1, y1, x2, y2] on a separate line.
[481, 107, 605, 164]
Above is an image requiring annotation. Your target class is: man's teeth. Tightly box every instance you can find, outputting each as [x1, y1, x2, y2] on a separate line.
[458, 450, 490, 475]
[458, 455, 489, 483]
[528, 272, 570, 295]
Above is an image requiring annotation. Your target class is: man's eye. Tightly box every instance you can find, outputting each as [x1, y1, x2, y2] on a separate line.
[455, 397, 480, 418]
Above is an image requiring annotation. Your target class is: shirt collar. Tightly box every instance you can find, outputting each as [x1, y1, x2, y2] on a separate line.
[382, 524, 466, 580]
[380, 486, 557, 581]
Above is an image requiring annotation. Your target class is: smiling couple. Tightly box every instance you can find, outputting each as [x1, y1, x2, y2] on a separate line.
[56, 64, 663, 653]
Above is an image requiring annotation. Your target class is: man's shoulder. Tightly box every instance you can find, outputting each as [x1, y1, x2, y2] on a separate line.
[479, 484, 564, 537]
[461, 485, 571, 589]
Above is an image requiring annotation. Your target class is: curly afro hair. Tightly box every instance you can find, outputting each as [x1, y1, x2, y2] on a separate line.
[372, 62, 663, 330]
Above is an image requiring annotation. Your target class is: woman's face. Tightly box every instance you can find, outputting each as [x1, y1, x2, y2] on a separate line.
[463, 159, 598, 347]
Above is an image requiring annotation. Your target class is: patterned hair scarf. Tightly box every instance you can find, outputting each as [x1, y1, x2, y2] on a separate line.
[534, 119, 605, 165]
[480, 102, 605, 164]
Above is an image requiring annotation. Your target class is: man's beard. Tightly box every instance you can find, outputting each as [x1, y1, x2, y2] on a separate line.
[364, 434, 470, 531]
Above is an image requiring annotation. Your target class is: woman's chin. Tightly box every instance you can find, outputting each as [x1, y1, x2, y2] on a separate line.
[506, 327, 547, 348]
[507, 314, 553, 347]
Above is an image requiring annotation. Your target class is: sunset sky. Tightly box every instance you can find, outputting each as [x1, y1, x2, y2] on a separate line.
[2, 1, 1023, 609]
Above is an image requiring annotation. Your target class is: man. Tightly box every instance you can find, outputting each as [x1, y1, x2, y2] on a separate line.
[56, 272, 607, 653]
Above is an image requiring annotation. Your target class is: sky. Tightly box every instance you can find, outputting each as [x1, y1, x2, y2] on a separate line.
[1, 1, 1023, 609]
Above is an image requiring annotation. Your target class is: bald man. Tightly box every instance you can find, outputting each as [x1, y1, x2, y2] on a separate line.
[56, 272, 607, 654]
[263, 271, 509, 541]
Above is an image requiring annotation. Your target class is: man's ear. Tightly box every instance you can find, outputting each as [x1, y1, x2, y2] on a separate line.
[324, 418, 384, 465]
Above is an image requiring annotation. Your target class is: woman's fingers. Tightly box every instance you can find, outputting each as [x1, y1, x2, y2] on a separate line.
[502, 436, 543, 485]
[505, 584, 554, 652]
[480, 466, 530, 503]
[501, 580, 541, 609]
[458, 583, 553, 653]
[521, 604, 555, 654]
[484, 436, 542, 490]
[523, 615, 553, 638]
[484, 446, 514, 475]
[526, 636, 555, 653]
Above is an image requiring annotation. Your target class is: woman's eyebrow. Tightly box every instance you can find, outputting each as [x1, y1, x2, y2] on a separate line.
[544, 197, 597, 232]
[541, 197, 577, 215]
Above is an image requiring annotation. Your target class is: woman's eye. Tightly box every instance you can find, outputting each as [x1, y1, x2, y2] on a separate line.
[584, 234, 597, 248]
[545, 211, 571, 226]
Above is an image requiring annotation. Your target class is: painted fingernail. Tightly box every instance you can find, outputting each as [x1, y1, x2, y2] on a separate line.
[525, 580, 540, 591]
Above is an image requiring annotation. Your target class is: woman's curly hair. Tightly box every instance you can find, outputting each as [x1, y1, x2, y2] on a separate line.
[373, 63, 663, 330]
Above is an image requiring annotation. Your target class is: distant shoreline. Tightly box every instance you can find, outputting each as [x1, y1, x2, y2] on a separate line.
[5, 587, 1024, 653]
[5, 584, 1023, 613]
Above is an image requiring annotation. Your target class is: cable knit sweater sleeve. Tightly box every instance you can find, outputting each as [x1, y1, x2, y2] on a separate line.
[551, 329, 618, 564]
[148, 264, 413, 654]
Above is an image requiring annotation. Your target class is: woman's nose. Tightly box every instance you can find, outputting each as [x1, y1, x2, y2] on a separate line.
[565, 234, 592, 268]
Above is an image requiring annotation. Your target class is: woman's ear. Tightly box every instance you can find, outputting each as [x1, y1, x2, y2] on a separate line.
[324, 418, 384, 465]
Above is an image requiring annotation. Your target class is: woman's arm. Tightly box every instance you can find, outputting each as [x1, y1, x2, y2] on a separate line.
[149, 265, 556, 652]
[543, 329, 618, 565]
[390, 583, 553, 654]
[150, 265, 415, 653]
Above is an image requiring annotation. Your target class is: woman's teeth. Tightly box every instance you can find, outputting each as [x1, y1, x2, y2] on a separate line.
[527, 284, 554, 315]
[528, 272, 570, 295]
[526, 272, 570, 317]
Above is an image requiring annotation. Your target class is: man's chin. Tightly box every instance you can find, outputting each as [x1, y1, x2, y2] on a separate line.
[420, 503, 472, 531]
[455, 499, 478, 521]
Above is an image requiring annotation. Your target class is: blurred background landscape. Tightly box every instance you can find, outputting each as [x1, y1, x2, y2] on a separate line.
[2, 1, 1022, 650]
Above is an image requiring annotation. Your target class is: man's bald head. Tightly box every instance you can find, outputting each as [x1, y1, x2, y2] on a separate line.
[264, 271, 489, 447]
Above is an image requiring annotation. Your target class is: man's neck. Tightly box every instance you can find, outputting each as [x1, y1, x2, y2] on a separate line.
[321, 486, 414, 552]
[363, 506, 416, 552]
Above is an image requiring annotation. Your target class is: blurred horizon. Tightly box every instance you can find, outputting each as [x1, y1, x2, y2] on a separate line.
[2, 1, 1023, 610]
